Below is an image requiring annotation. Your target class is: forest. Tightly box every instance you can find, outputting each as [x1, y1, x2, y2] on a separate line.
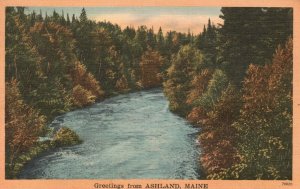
[5, 7, 292, 179]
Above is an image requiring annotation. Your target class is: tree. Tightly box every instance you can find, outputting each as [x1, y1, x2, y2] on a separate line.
[186, 69, 213, 124]
[164, 45, 203, 116]
[218, 7, 292, 87]
[79, 8, 87, 23]
[139, 49, 163, 88]
[156, 27, 165, 54]
[5, 80, 46, 178]
[146, 27, 157, 49]
[199, 85, 242, 179]
[195, 69, 229, 112]
[5, 8, 44, 102]
[66, 13, 71, 26]
[71, 61, 104, 101]
[231, 38, 292, 179]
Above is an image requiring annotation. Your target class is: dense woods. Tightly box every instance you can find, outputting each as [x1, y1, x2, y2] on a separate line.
[164, 8, 292, 179]
[5, 7, 292, 179]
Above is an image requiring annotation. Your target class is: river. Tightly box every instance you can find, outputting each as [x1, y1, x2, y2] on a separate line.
[19, 88, 201, 179]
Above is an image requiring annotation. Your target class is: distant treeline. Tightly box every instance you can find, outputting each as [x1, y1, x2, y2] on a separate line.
[5, 7, 292, 179]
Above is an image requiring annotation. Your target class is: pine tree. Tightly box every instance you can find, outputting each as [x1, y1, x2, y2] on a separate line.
[79, 8, 87, 23]
[66, 13, 70, 26]
[218, 7, 292, 87]
[156, 27, 165, 54]
[5, 8, 44, 100]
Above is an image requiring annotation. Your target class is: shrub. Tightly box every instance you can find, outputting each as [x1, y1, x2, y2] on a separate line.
[51, 127, 82, 147]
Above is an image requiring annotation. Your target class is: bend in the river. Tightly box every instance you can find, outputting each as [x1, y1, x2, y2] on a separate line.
[20, 88, 201, 179]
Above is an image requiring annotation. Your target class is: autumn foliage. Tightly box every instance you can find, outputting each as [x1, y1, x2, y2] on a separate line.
[199, 85, 242, 179]
[230, 38, 293, 179]
[162, 8, 292, 180]
[5, 80, 46, 177]
[71, 62, 104, 107]
[5, 7, 293, 180]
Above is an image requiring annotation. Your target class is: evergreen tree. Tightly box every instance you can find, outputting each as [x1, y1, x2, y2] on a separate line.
[218, 7, 292, 87]
[156, 27, 165, 54]
[5, 8, 44, 101]
[79, 8, 87, 23]
[66, 13, 70, 26]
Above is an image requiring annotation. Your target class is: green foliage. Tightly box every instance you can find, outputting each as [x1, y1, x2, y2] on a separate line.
[218, 7, 292, 87]
[162, 8, 292, 180]
[195, 19, 218, 69]
[51, 127, 82, 147]
[29, 21, 76, 78]
[195, 69, 228, 111]
[31, 78, 73, 119]
[5, 9, 44, 97]
[186, 69, 213, 124]
[6, 141, 52, 179]
[163, 45, 204, 116]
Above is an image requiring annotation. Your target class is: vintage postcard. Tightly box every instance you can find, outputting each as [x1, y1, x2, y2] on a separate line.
[0, 0, 299, 189]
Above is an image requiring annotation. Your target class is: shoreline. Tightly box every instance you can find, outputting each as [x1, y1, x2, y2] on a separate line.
[10, 86, 202, 179]
[10, 87, 166, 179]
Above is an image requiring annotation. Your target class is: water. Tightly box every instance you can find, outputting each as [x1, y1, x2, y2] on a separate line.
[19, 88, 201, 179]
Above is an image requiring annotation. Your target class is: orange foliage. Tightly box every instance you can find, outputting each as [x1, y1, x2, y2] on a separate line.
[199, 85, 242, 176]
[186, 69, 213, 105]
[71, 61, 104, 98]
[5, 80, 46, 172]
[187, 107, 208, 124]
[72, 85, 96, 108]
[232, 38, 293, 179]
[115, 75, 129, 92]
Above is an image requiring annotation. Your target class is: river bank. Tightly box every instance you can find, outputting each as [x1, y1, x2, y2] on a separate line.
[7, 87, 146, 179]
[19, 89, 201, 179]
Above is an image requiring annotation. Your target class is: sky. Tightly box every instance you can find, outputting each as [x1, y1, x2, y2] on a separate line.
[26, 7, 222, 34]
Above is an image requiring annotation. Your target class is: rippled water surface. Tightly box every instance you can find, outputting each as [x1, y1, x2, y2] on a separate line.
[20, 89, 201, 179]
